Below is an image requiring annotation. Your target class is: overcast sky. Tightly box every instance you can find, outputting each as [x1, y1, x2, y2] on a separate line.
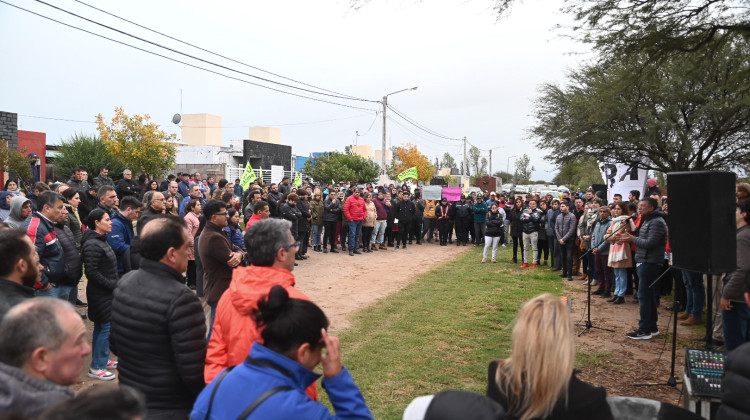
[0, 0, 591, 181]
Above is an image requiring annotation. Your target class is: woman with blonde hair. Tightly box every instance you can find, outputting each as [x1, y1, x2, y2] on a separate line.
[486, 293, 612, 420]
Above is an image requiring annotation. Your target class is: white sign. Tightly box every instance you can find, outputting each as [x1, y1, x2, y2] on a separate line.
[271, 165, 284, 185]
[599, 163, 647, 203]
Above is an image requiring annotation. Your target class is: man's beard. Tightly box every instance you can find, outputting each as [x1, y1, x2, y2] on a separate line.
[21, 259, 39, 288]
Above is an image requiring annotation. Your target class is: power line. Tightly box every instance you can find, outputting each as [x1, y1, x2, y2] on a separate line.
[386, 104, 461, 141]
[358, 112, 380, 136]
[18, 114, 96, 124]
[18, 112, 375, 128]
[72, 0, 359, 100]
[32, 0, 379, 104]
[386, 116, 457, 149]
[0, 0, 378, 113]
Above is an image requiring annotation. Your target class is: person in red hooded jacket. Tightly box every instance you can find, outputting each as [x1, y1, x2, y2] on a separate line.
[204, 218, 318, 400]
[343, 188, 367, 256]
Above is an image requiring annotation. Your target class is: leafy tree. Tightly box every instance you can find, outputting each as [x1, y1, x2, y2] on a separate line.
[492, 171, 513, 183]
[96, 107, 177, 178]
[441, 152, 457, 170]
[514, 154, 535, 183]
[531, 40, 750, 173]
[55, 133, 126, 183]
[303, 152, 380, 184]
[551, 156, 603, 191]
[0, 141, 32, 187]
[467, 146, 489, 177]
[387, 143, 436, 183]
[564, 0, 750, 61]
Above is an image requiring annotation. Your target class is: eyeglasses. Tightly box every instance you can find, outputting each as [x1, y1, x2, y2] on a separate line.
[283, 241, 300, 251]
[214, 212, 228, 217]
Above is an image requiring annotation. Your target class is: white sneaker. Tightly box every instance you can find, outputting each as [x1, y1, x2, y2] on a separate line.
[501, 244, 506, 248]
[106, 360, 118, 370]
[89, 368, 116, 381]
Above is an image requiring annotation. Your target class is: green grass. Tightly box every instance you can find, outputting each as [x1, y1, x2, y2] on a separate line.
[321, 245, 570, 419]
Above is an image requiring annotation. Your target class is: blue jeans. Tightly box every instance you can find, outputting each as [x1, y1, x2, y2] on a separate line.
[613, 268, 628, 297]
[207, 301, 217, 342]
[35, 284, 74, 300]
[723, 302, 750, 351]
[312, 225, 323, 246]
[682, 270, 705, 319]
[91, 321, 111, 369]
[636, 262, 661, 332]
[372, 221, 386, 244]
[348, 220, 363, 252]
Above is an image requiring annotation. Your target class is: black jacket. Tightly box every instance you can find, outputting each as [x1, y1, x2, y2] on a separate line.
[267, 192, 281, 217]
[136, 206, 162, 235]
[279, 202, 301, 238]
[81, 229, 118, 323]
[718, 341, 750, 419]
[111, 259, 206, 411]
[297, 200, 311, 232]
[54, 223, 82, 287]
[485, 211, 504, 237]
[509, 207, 524, 238]
[452, 201, 473, 220]
[633, 209, 668, 264]
[0, 279, 34, 322]
[323, 197, 342, 223]
[117, 178, 138, 199]
[394, 198, 417, 223]
[487, 361, 613, 420]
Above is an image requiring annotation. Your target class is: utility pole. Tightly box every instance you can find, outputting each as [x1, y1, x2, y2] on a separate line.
[462, 136, 467, 189]
[355, 131, 359, 148]
[382, 98, 388, 184]
[507, 155, 517, 181]
[381, 87, 418, 185]
[488, 146, 503, 177]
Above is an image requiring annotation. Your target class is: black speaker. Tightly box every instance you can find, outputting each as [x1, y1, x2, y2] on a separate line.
[667, 171, 736, 274]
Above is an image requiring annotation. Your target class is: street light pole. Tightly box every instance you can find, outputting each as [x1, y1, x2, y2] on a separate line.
[488, 146, 503, 176]
[381, 86, 418, 185]
[507, 155, 517, 180]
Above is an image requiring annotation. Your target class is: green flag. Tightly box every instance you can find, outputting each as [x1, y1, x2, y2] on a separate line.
[293, 172, 302, 188]
[397, 166, 418, 181]
[239, 163, 257, 190]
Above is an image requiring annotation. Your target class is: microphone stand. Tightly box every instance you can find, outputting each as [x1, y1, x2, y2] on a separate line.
[575, 215, 633, 336]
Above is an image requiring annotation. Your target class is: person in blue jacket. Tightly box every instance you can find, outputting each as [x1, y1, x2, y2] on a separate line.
[224, 208, 245, 251]
[473, 197, 488, 246]
[190, 285, 373, 420]
[107, 196, 139, 275]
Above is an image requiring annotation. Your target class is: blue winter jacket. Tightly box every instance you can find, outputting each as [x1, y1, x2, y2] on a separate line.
[473, 202, 488, 223]
[224, 224, 245, 250]
[190, 343, 373, 420]
[592, 216, 612, 255]
[107, 212, 134, 274]
[22, 213, 65, 288]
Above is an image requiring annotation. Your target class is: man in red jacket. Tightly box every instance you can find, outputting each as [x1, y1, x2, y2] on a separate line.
[343, 188, 367, 256]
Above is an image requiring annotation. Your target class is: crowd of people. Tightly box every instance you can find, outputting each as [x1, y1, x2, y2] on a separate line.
[0, 166, 749, 419]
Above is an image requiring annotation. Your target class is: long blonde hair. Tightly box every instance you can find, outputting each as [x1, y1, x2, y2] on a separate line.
[495, 293, 575, 420]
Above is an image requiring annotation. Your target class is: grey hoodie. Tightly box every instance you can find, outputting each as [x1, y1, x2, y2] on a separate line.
[4, 195, 31, 229]
[0, 361, 74, 417]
